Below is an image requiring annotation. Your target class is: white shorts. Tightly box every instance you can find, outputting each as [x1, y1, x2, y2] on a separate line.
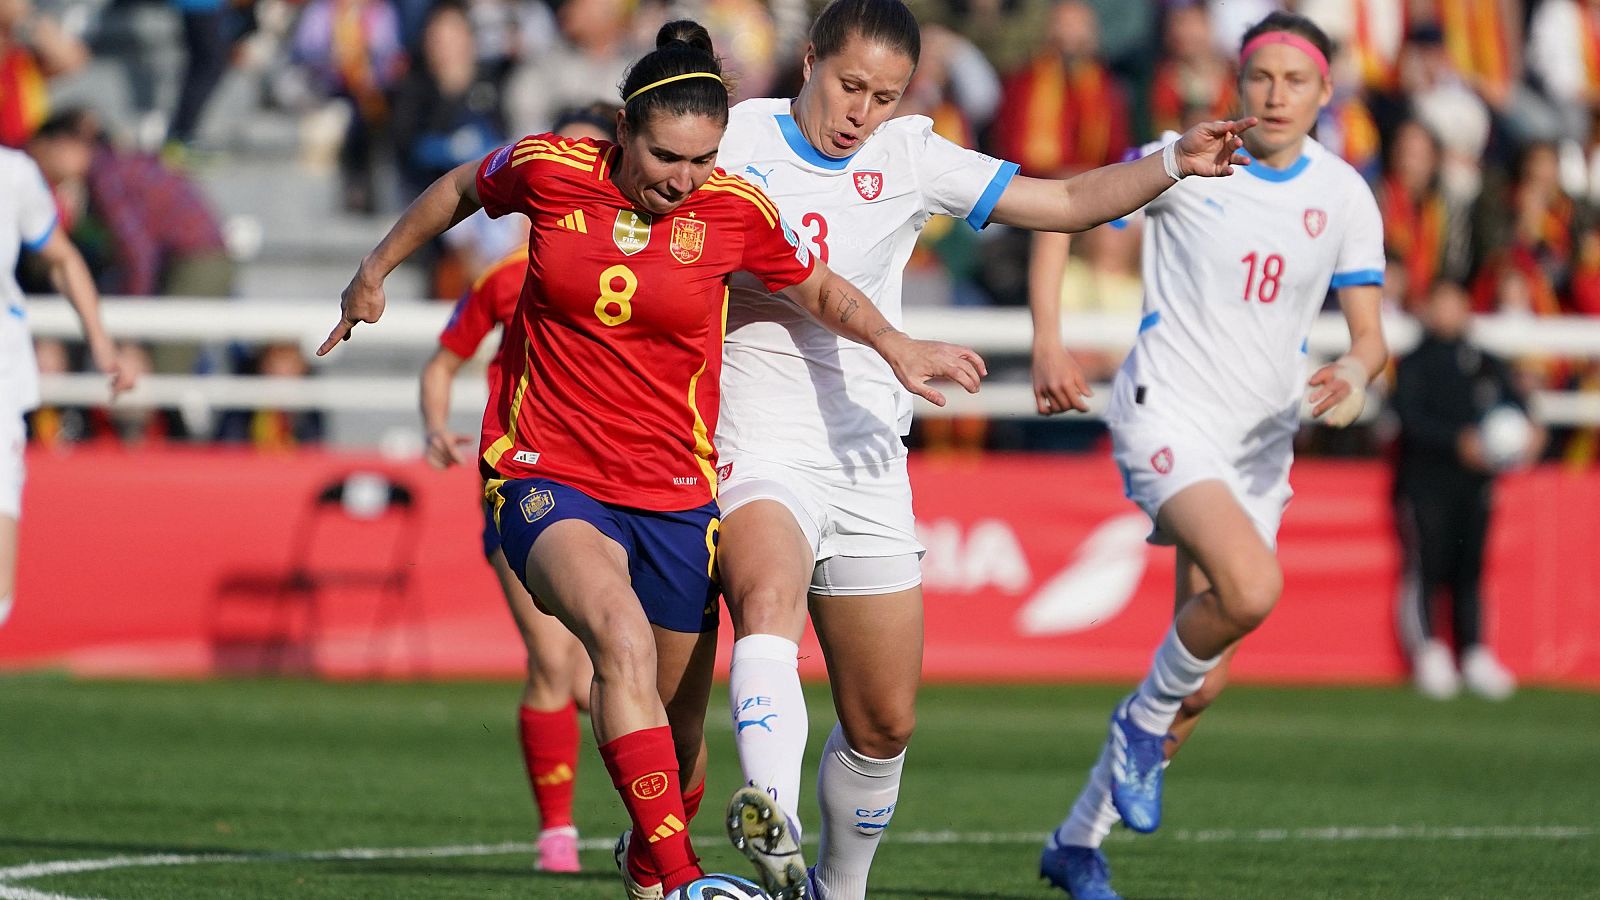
[0, 409, 24, 520]
[717, 452, 924, 596]
[1109, 408, 1292, 549]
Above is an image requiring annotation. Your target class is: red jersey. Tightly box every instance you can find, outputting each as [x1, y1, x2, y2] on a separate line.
[438, 248, 528, 387]
[475, 134, 815, 510]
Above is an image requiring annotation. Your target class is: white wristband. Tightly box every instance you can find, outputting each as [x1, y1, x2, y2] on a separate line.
[1161, 141, 1185, 182]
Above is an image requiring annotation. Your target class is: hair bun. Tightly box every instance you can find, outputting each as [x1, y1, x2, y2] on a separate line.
[655, 19, 715, 55]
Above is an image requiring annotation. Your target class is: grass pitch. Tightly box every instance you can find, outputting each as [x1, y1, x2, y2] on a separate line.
[1, 676, 1595, 899]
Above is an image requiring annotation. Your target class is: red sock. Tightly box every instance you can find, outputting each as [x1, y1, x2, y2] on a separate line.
[628, 777, 705, 881]
[600, 726, 703, 892]
[518, 703, 578, 830]
[682, 779, 705, 823]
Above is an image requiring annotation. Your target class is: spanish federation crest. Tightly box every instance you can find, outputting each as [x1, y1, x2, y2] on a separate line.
[520, 488, 555, 523]
[1303, 208, 1327, 239]
[670, 215, 706, 264]
[853, 170, 884, 201]
[613, 209, 653, 255]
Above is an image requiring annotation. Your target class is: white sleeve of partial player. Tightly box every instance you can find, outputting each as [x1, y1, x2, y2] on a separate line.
[1329, 179, 1386, 290]
[13, 155, 57, 252]
[912, 119, 1019, 230]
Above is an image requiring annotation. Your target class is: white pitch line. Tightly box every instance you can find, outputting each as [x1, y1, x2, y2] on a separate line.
[0, 825, 1591, 898]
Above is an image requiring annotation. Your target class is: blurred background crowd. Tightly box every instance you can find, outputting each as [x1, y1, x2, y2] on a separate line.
[8, 0, 1600, 458]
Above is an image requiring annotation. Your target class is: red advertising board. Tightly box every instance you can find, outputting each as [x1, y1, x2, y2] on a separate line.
[3, 448, 1596, 685]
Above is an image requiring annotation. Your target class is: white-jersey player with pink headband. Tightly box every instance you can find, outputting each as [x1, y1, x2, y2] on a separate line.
[1039, 12, 1388, 900]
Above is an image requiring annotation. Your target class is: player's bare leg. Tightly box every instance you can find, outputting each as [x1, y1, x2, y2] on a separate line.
[807, 586, 923, 900]
[719, 499, 815, 896]
[519, 520, 702, 890]
[489, 546, 589, 871]
[0, 515, 16, 628]
[1165, 550, 1240, 760]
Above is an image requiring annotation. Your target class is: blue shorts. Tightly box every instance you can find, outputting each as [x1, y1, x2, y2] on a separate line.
[480, 496, 501, 560]
[485, 477, 720, 633]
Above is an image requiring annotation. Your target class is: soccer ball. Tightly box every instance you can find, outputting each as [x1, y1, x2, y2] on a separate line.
[665, 873, 770, 899]
[1480, 404, 1532, 470]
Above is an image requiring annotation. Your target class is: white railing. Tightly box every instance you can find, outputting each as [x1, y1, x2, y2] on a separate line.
[26, 297, 1600, 424]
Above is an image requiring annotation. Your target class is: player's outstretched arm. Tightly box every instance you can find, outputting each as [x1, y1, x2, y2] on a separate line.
[320, 159, 484, 355]
[419, 347, 474, 468]
[1307, 284, 1387, 427]
[988, 117, 1257, 234]
[784, 264, 987, 407]
[35, 227, 133, 397]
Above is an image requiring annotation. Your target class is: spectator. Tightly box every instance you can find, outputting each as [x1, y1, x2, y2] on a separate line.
[214, 342, 325, 450]
[1472, 142, 1573, 318]
[1569, 225, 1600, 315]
[25, 336, 81, 447]
[290, 0, 408, 212]
[1377, 119, 1454, 312]
[467, 0, 558, 85]
[390, 0, 505, 199]
[697, 0, 779, 101]
[1379, 26, 1492, 206]
[503, 0, 637, 137]
[1392, 279, 1541, 701]
[1148, 2, 1235, 137]
[0, 0, 88, 147]
[26, 110, 233, 301]
[990, 0, 1129, 177]
[901, 23, 1001, 144]
[166, 0, 231, 155]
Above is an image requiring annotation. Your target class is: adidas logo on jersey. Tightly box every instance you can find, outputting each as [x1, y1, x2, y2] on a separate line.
[556, 210, 589, 233]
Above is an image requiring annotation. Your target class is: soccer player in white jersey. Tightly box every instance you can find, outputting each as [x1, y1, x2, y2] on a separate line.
[0, 144, 133, 629]
[1037, 12, 1388, 899]
[701, 2, 1254, 897]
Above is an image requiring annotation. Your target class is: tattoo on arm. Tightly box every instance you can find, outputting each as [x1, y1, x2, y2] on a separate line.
[872, 325, 894, 338]
[817, 286, 830, 316]
[838, 295, 859, 323]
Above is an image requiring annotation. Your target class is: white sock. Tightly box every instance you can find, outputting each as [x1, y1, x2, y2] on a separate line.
[1054, 739, 1119, 848]
[814, 723, 903, 900]
[1125, 624, 1220, 735]
[729, 633, 808, 836]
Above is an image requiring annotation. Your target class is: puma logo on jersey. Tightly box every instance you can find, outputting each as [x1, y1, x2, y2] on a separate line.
[743, 165, 773, 187]
[555, 210, 589, 233]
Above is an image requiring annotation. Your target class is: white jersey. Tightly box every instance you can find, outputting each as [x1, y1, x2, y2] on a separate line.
[1108, 136, 1384, 444]
[0, 148, 57, 413]
[715, 98, 1017, 468]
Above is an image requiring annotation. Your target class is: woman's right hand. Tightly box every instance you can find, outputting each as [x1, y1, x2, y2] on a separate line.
[319, 263, 387, 355]
[876, 330, 987, 407]
[425, 429, 474, 469]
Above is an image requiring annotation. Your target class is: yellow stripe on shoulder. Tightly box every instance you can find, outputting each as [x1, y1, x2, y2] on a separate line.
[515, 135, 599, 156]
[511, 152, 597, 173]
[514, 139, 599, 162]
[707, 174, 781, 220]
[701, 181, 777, 227]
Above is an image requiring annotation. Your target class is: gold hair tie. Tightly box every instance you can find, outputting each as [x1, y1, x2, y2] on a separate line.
[626, 71, 725, 103]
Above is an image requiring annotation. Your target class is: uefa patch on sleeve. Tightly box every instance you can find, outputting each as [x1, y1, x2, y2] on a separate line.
[484, 144, 514, 177]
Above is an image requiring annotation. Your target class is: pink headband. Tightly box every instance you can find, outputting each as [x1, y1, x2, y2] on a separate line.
[1240, 32, 1329, 80]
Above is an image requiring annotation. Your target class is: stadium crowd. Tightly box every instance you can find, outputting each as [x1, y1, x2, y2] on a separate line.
[9, 0, 1600, 458]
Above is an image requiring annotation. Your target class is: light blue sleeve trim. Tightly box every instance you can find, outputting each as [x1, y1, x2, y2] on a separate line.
[1138, 310, 1161, 333]
[1329, 268, 1384, 288]
[964, 160, 1021, 230]
[21, 215, 56, 254]
[1109, 217, 1130, 230]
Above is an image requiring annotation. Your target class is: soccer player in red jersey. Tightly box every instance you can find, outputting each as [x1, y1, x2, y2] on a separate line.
[323, 21, 984, 896]
[419, 107, 614, 876]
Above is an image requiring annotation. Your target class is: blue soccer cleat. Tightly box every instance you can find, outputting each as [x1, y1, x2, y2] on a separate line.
[1106, 695, 1171, 834]
[1039, 834, 1122, 900]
